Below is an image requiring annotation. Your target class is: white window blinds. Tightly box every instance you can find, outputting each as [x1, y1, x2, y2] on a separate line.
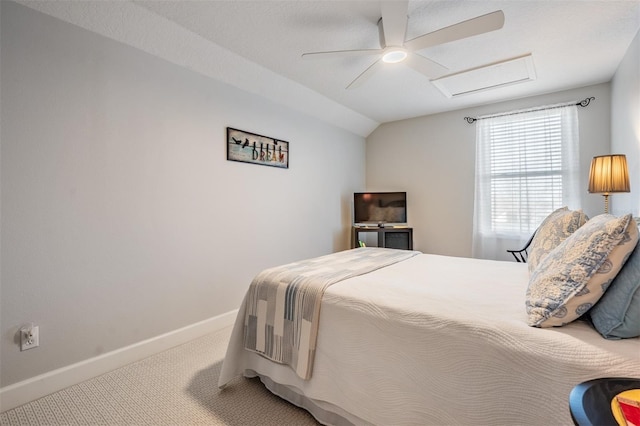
[472, 105, 580, 260]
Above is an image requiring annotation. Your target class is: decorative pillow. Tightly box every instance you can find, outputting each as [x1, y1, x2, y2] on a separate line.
[527, 207, 588, 273]
[526, 213, 638, 328]
[590, 222, 640, 339]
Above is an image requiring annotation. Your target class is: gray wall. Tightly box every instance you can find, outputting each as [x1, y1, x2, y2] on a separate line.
[366, 84, 613, 259]
[0, 2, 365, 387]
[611, 29, 640, 216]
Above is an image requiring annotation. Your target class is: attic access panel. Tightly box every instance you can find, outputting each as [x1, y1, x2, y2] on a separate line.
[432, 54, 536, 98]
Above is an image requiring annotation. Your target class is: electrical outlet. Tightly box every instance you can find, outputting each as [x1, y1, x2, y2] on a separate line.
[20, 324, 39, 351]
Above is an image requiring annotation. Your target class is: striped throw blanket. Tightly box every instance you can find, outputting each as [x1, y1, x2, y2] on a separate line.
[243, 247, 420, 379]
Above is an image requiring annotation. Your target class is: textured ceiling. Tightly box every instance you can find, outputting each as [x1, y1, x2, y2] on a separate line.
[17, 1, 640, 137]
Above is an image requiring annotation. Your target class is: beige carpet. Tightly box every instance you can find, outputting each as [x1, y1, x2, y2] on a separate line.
[0, 326, 319, 425]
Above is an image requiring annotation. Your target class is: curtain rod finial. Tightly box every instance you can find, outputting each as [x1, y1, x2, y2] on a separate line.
[464, 117, 476, 124]
[577, 97, 595, 108]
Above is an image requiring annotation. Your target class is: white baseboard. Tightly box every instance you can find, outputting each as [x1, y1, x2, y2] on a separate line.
[0, 309, 238, 412]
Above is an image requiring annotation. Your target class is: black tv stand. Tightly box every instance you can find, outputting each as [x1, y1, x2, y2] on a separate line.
[352, 226, 413, 250]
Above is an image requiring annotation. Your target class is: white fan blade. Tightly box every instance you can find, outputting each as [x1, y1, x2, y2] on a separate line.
[302, 49, 383, 59]
[346, 59, 383, 90]
[405, 10, 505, 52]
[380, 1, 408, 47]
[405, 53, 448, 79]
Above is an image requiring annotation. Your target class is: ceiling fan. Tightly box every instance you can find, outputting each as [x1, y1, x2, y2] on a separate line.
[301, 1, 505, 89]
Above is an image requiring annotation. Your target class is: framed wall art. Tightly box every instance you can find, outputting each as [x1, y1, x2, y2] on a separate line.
[226, 127, 289, 169]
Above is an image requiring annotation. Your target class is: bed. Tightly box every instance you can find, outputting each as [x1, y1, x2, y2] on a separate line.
[218, 216, 640, 425]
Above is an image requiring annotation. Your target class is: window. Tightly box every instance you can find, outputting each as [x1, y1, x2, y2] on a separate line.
[472, 105, 580, 260]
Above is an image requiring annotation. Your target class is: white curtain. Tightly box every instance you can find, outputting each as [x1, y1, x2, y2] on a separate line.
[472, 105, 580, 260]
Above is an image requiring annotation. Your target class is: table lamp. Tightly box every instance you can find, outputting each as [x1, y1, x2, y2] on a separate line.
[588, 154, 630, 214]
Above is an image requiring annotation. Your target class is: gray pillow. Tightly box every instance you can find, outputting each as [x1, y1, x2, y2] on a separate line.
[590, 229, 640, 339]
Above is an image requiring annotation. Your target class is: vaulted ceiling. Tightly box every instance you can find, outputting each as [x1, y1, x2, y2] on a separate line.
[18, 1, 640, 137]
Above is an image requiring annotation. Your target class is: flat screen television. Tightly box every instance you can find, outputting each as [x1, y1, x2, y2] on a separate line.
[354, 192, 407, 226]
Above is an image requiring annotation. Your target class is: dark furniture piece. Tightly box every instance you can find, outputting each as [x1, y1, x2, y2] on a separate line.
[351, 226, 413, 250]
[569, 377, 640, 426]
[506, 231, 536, 262]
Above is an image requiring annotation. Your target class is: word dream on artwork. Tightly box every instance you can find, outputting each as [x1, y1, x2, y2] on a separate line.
[227, 127, 289, 169]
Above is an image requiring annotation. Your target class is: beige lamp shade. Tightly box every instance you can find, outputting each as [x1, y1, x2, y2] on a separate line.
[588, 154, 630, 213]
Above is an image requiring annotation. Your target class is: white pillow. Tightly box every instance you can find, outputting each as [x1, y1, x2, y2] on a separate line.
[527, 207, 588, 273]
[526, 213, 638, 328]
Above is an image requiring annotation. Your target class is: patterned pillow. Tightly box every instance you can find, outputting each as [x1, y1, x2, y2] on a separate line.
[527, 207, 588, 273]
[526, 213, 638, 328]
[590, 223, 640, 339]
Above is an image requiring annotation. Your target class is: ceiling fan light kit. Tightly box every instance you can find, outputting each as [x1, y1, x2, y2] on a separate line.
[382, 48, 408, 64]
[301, 1, 506, 90]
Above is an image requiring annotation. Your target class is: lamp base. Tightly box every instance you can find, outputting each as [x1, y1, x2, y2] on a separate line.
[602, 193, 610, 214]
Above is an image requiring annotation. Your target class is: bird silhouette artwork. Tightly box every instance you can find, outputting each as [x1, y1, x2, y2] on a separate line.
[227, 127, 289, 169]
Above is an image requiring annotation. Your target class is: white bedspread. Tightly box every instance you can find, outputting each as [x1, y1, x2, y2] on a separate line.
[244, 247, 419, 379]
[219, 252, 640, 425]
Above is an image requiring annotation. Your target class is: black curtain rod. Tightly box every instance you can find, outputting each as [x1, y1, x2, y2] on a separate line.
[463, 97, 595, 124]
